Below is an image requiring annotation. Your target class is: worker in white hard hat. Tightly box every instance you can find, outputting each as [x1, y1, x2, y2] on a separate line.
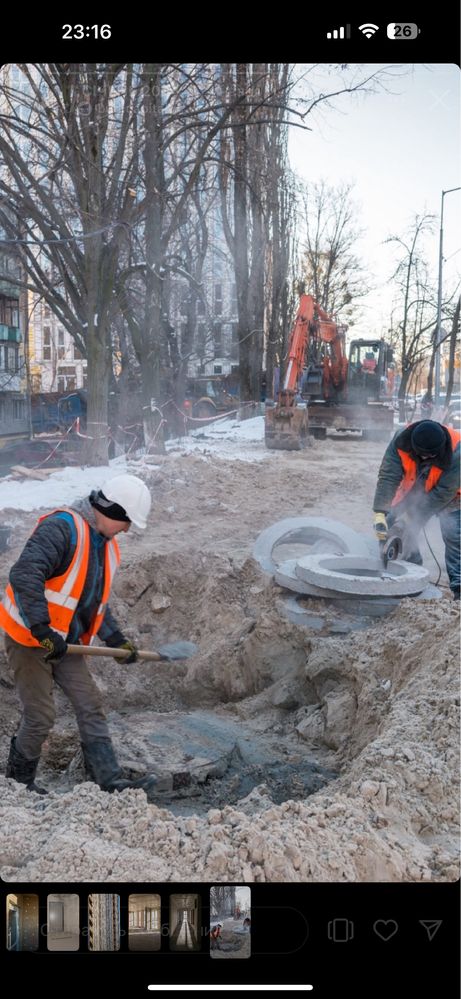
[0, 474, 160, 797]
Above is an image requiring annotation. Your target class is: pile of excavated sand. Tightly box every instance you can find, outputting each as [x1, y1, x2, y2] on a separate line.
[0, 437, 459, 882]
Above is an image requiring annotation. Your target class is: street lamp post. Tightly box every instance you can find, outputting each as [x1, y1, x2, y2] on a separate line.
[434, 186, 461, 408]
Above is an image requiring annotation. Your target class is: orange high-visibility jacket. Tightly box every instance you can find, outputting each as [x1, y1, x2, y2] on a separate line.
[0, 509, 120, 647]
[392, 427, 461, 506]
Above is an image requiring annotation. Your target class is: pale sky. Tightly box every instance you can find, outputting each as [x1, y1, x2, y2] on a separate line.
[288, 63, 461, 336]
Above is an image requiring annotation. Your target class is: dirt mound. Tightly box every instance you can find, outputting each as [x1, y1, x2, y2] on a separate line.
[0, 438, 458, 882]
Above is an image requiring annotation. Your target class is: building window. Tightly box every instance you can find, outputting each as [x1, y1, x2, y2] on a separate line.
[180, 323, 188, 349]
[58, 329, 65, 345]
[13, 399, 24, 420]
[197, 323, 206, 356]
[74, 346, 83, 360]
[231, 284, 238, 315]
[44, 305, 50, 318]
[7, 347, 17, 372]
[213, 364, 222, 375]
[58, 376, 66, 392]
[43, 347, 51, 361]
[231, 323, 239, 360]
[214, 284, 222, 316]
[0, 296, 19, 326]
[0, 347, 5, 370]
[213, 323, 222, 355]
[180, 287, 189, 315]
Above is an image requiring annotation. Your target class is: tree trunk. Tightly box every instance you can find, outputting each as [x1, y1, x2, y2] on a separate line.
[445, 296, 460, 405]
[141, 65, 166, 451]
[85, 329, 110, 464]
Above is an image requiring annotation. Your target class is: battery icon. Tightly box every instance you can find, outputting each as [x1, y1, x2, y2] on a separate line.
[387, 22, 420, 39]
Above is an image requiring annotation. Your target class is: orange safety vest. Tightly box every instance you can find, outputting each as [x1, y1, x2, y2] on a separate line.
[0, 509, 120, 647]
[392, 427, 461, 506]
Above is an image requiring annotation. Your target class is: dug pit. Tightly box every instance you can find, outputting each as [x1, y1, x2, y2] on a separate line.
[0, 544, 458, 883]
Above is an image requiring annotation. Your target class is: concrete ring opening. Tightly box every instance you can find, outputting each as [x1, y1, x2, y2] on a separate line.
[296, 554, 429, 597]
[253, 517, 374, 575]
[323, 559, 407, 578]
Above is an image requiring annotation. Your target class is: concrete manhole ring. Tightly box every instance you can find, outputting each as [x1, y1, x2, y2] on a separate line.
[295, 554, 429, 597]
[253, 517, 373, 574]
[275, 560, 401, 613]
[274, 558, 354, 599]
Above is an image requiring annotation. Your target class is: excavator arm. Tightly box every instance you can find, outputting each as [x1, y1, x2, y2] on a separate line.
[266, 294, 347, 449]
[282, 294, 347, 397]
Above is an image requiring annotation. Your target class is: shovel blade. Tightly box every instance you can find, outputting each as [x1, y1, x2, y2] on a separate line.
[157, 640, 198, 661]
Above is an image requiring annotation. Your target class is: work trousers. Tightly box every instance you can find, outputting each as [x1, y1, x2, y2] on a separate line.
[5, 634, 110, 760]
[439, 507, 461, 595]
[388, 506, 460, 595]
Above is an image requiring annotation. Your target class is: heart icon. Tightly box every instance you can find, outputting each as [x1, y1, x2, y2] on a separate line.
[373, 920, 399, 941]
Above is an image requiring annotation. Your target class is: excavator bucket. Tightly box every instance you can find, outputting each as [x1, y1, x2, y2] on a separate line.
[265, 402, 309, 450]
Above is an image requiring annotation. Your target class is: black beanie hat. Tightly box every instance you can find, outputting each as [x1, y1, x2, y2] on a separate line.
[89, 489, 131, 522]
[410, 421, 445, 457]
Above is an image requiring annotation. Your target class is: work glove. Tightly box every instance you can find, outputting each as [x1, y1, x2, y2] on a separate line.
[105, 630, 138, 664]
[31, 624, 68, 663]
[373, 512, 388, 541]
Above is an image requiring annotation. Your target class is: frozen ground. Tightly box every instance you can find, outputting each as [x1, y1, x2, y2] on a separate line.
[0, 416, 458, 882]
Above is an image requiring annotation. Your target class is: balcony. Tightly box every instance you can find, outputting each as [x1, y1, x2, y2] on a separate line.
[0, 324, 21, 342]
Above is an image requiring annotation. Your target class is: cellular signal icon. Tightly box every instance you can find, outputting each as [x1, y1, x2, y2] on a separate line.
[358, 23, 380, 37]
[326, 24, 351, 39]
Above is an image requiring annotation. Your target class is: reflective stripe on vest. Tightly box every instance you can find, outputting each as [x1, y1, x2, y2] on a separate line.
[392, 427, 461, 506]
[0, 510, 120, 647]
[80, 538, 120, 646]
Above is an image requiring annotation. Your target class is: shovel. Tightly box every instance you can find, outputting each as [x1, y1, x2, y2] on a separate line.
[66, 640, 198, 662]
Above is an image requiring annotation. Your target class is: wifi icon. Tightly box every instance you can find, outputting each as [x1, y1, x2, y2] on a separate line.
[358, 22, 380, 37]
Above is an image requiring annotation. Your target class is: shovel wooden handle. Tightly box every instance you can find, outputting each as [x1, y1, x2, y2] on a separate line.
[66, 643, 164, 662]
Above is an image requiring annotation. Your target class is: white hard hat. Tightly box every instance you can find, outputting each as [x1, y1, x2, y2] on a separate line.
[102, 474, 151, 529]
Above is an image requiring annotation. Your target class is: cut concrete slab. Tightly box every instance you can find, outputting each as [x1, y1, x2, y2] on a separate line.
[274, 559, 343, 598]
[113, 709, 243, 784]
[95, 709, 336, 809]
[330, 596, 401, 617]
[65, 708, 336, 813]
[276, 593, 371, 632]
[253, 516, 372, 574]
[275, 561, 401, 616]
[296, 554, 429, 597]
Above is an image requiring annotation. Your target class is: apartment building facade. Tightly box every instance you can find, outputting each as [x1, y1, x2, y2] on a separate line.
[0, 243, 29, 439]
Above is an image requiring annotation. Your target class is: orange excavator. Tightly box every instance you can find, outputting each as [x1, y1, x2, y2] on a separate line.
[265, 294, 395, 450]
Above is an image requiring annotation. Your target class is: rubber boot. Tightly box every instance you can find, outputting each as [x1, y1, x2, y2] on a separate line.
[6, 736, 48, 794]
[81, 738, 160, 798]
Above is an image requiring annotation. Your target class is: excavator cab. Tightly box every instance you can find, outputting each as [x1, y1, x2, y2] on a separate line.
[347, 340, 393, 404]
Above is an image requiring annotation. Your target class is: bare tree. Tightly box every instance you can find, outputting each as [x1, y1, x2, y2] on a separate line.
[426, 296, 459, 403]
[219, 63, 294, 401]
[219, 63, 405, 401]
[386, 214, 436, 420]
[0, 64, 146, 463]
[299, 179, 368, 320]
[264, 66, 297, 398]
[116, 63, 284, 443]
[445, 295, 461, 404]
